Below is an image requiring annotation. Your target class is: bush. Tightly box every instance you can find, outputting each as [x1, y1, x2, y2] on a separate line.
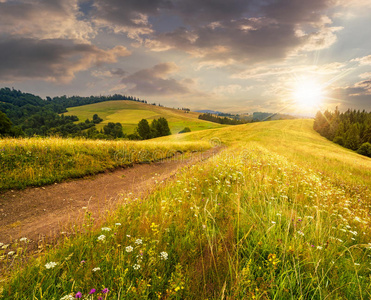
[333, 136, 344, 146]
[179, 127, 191, 134]
[357, 142, 371, 157]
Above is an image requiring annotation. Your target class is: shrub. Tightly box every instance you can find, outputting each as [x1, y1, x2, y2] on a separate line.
[357, 142, 371, 157]
[179, 127, 191, 134]
[333, 136, 344, 146]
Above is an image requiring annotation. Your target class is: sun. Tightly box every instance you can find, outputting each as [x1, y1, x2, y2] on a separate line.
[292, 78, 324, 109]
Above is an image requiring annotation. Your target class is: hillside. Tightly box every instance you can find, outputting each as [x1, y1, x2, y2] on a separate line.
[65, 100, 225, 134]
[158, 119, 371, 187]
[1, 119, 371, 299]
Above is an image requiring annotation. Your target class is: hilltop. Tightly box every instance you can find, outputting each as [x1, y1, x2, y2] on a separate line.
[64, 100, 225, 134]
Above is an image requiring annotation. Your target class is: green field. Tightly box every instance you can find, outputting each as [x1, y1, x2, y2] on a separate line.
[1, 119, 371, 299]
[64, 100, 225, 134]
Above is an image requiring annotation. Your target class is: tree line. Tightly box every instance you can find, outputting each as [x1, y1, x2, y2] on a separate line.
[198, 113, 247, 125]
[313, 108, 371, 157]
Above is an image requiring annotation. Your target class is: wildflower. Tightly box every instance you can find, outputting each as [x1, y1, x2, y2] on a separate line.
[97, 235, 106, 241]
[354, 263, 360, 266]
[102, 288, 109, 294]
[115, 223, 121, 226]
[271, 221, 276, 224]
[89, 289, 96, 294]
[80, 260, 86, 264]
[317, 246, 323, 250]
[45, 261, 58, 269]
[19, 237, 28, 243]
[297, 231, 305, 236]
[92, 267, 101, 272]
[75, 291, 82, 298]
[7, 251, 15, 256]
[0, 243, 3, 247]
[133, 264, 141, 270]
[126, 246, 133, 252]
[135, 239, 143, 245]
[160, 251, 168, 260]
[98, 297, 103, 300]
[101, 227, 111, 232]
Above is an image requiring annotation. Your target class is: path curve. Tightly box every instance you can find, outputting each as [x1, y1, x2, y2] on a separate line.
[0, 148, 220, 250]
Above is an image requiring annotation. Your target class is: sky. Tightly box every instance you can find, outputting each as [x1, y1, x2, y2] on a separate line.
[0, 0, 371, 115]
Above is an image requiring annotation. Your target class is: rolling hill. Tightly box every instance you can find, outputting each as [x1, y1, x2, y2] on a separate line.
[2, 119, 371, 299]
[64, 100, 226, 134]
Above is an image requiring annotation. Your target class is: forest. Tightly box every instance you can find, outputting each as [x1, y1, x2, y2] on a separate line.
[0, 87, 146, 138]
[313, 107, 371, 157]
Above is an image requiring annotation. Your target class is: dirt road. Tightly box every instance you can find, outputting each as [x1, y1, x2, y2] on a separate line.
[0, 148, 220, 250]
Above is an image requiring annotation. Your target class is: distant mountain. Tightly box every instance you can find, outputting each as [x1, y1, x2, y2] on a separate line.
[195, 110, 224, 115]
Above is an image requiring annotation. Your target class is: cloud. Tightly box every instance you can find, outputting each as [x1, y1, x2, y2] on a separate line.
[143, 0, 342, 66]
[0, 0, 95, 42]
[92, 0, 173, 41]
[120, 62, 192, 96]
[331, 77, 371, 110]
[233, 62, 348, 79]
[91, 68, 127, 78]
[213, 84, 251, 95]
[352, 55, 371, 66]
[0, 38, 131, 82]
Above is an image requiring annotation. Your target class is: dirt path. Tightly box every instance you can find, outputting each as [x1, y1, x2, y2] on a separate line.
[0, 148, 220, 250]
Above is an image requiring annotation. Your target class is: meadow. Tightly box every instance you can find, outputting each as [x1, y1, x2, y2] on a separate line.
[1, 119, 371, 299]
[64, 101, 225, 134]
[0, 138, 210, 190]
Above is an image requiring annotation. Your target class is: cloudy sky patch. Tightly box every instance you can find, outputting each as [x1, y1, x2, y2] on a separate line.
[0, 0, 370, 114]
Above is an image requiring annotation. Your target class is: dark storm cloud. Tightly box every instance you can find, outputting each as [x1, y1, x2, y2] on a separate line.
[263, 0, 332, 24]
[0, 38, 130, 82]
[121, 63, 191, 96]
[154, 19, 301, 64]
[92, 0, 172, 36]
[151, 0, 337, 64]
[91, 0, 339, 64]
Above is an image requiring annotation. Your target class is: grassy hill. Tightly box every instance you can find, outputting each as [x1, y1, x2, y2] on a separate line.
[2, 119, 371, 299]
[64, 100, 225, 134]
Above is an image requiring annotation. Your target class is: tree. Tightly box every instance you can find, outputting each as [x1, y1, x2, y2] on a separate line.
[357, 142, 371, 157]
[93, 114, 103, 124]
[103, 122, 124, 139]
[0, 111, 13, 136]
[137, 119, 151, 140]
[344, 123, 361, 150]
[155, 117, 171, 137]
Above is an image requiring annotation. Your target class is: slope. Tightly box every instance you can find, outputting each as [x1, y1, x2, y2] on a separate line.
[157, 119, 371, 187]
[2, 119, 371, 300]
[64, 100, 226, 134]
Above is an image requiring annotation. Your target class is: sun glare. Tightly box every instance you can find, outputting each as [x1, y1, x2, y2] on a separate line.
[292, 78, 324, 109]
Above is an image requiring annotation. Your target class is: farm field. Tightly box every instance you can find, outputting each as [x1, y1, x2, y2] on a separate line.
[1, 119, 371, 299]
[64, 100, 225, 134]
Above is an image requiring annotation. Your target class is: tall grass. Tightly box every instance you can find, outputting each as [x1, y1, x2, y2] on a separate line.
[1, 133, 370, 299]
[0, 137, 210, 190]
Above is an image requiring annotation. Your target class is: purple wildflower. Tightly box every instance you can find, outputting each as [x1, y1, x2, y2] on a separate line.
[89, 288, 96, 294]
[102, 288, 109, 294]
[75, 291, 82, 298]
[98, 297, 103, 300]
